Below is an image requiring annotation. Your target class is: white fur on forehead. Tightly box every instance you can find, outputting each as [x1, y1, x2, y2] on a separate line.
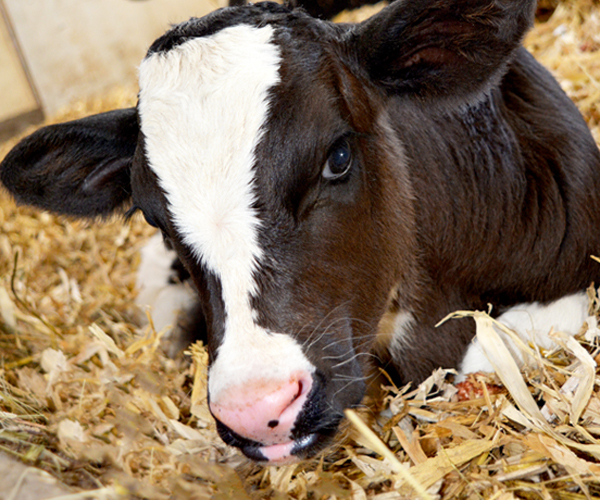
[138, 24, 314, 398]
[138, 24, 279, 289]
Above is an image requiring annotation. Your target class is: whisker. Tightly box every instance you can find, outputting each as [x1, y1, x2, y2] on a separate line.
[332, 373, 369, 382]
[321, 335, 354, 351]
[300, 302, 379, 352]
[321, 346, 374, 360]
[322, 349, 376, 362]
[302, 321, 340, 352]
[324, 402, 345, 419]
[319, 321, 378, 354]
[300, 301, 352, 350]
[303, 313, 353, 351]
[331, 379, 364, 399]
[331, 351, 380, 369]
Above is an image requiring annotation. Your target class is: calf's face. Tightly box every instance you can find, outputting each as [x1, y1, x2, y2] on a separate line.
[0, 1, 535, 461]
[132, 18, 414, 461]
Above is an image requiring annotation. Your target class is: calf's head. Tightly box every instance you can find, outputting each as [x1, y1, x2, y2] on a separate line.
[0, 0, 534, 462]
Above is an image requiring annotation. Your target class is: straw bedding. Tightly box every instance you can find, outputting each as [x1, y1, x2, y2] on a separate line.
[1, 1, 600, 498]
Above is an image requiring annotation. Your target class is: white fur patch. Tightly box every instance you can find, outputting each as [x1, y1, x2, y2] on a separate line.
[388, 310, 415, 360]
[138, 24, 314, 401]
[458, 291, 588, 379]
[135, 232, 196, 335]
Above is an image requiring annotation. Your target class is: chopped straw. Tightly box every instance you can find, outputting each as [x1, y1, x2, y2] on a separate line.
[2, 1, 600, 498]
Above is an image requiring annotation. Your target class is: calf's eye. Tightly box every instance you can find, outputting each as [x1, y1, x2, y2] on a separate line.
[322, 140, 352, 180]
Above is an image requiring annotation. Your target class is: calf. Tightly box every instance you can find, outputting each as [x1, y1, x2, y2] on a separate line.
[2, 0, 600, 464]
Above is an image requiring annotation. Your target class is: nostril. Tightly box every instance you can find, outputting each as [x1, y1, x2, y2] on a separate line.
[268, 420, 279, 428]
[297, 380, 304, 398]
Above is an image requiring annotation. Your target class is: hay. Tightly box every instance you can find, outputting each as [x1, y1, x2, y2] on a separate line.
[1, 2, 600, 498]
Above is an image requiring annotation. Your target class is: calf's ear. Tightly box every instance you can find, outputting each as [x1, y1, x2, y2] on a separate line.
[351, 0, 535, 105]
[0, 108, 138, 218]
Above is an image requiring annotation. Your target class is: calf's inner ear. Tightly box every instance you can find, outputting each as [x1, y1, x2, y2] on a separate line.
[0, 108, 138, 218]
[352, 0, 536, 104]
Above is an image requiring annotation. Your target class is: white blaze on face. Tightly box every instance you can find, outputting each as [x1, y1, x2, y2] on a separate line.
[138, 24, 314, 402]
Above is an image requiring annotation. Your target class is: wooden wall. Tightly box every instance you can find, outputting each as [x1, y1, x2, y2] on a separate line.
[0, 0, 220, 137]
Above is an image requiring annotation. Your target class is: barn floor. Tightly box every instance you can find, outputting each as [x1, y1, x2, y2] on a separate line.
[1, 2, 600, 499]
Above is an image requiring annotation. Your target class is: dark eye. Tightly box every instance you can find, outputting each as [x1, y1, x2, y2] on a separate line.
[322, 140, 352, 180]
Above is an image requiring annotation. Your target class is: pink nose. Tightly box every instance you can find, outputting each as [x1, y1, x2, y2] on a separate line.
[209, 372, 313, 446]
